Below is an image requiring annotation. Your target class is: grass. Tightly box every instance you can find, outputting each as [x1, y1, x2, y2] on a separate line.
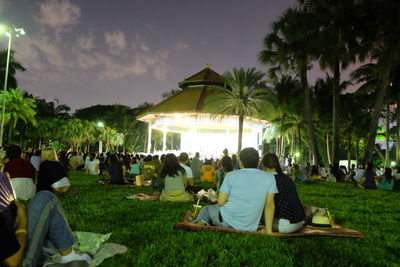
[60, 171, 400, 266]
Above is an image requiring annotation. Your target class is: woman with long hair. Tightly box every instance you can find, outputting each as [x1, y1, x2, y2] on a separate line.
[376, 167, 395, 191]
[358, 162, 377, 189]
[108, 154, 129, 185]
[37, 147, 71, 194]
[261, 153, 305, 234]
[159, 153, 193, 202]
[214, 156, 234, 195]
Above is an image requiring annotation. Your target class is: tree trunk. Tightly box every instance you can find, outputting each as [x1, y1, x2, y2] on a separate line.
[356, 138, 359, 166]
[347, 126, 351, 172]
[290, 131, 295, 157]
[374, 145, 385, 162]
[279, 113, 285, 160]
[363, 73, 389, 164]
[298, 125, 302, 164]
[238, 113, 244, 153]
[384, 98, 390, 168]
[397, 97, 400, 165]
[326, 133, 331, 165]
[332, 59, 341, 165]
[301, 68, 321, 164]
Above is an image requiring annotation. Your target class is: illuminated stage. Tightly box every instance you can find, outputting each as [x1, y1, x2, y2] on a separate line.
[137, 67, 269, 157]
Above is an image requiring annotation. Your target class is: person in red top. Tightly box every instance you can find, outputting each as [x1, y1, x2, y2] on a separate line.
[4, 145, 36, 179]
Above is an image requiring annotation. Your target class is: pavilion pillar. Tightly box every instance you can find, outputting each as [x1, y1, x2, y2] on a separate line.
[162, 127, 167, 152]
[147, 121, 152, 153]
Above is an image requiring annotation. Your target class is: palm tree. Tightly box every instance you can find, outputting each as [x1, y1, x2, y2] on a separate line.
[99, 126, 118, 153]
[0, 88, 37, 142]
[259, 7, 322, 163]
[206, 67, 268, 153]
[161, 88, 182, 99]
[357, 0, 400, 163]
[300, 0, 361, 166]
[0, 49, 25, 90]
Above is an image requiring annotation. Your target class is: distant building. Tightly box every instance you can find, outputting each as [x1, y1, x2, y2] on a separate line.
[137, 66, 269, 157]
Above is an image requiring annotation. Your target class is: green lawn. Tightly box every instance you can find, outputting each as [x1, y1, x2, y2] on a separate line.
[60, 172, 400, 266]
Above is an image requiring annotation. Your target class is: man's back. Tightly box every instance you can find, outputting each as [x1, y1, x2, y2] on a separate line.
[220, 168, 277, 231]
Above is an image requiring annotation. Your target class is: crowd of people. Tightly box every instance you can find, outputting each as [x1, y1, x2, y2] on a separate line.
[1, 144, 400, 266]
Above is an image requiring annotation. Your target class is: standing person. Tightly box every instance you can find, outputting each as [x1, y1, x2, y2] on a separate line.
[358, 162, 377, 189]
[37, 148, 71, 194]
[201, 160, 215, 183]
[179, 152, 194, 187]
[191, 148, 278, 233]
[214, 156, 233, 195]
[262, 153, 305, 234]
[108, 154, 129, 185]
[190, 152, 203, 179]
[85, 152, 100, 175]
[159, 153, 193, 202]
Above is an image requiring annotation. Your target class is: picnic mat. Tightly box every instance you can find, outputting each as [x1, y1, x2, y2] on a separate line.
[174, 222, 366, 238]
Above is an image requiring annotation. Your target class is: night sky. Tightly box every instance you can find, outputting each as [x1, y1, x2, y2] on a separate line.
[0, 0, 355, 112]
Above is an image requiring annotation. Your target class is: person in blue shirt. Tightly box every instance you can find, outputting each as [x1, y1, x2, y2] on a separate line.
[190, 147, 278, 234]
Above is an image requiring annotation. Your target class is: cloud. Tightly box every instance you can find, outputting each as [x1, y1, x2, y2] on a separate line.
[105, 31, 127, 54]
[174, 41, 189, 51]
[77, 34, 95, 50]
[35, 0, 81, 28]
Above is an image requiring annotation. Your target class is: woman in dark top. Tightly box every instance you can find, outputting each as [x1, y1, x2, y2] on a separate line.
[358, 162, 377, 189]
[37, 148, 70, 193]
[262, 153, 305, 233]
[108, 154, 129, 185]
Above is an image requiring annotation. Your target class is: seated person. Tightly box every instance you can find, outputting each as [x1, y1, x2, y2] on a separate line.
[30, 150, 41, 172]
[179, 152, 194, 188]
[262, 153, 305, 234]
[191, 148, 278, 234]
[129, 157, 141, 177]
[358, 162, 377, 189]
[37, 147, 71, 194]
[394, 167, 400, 181]
[331, 163, 345, 182]
[1, 191, 91, 267]
[85, 152, 100, 175]
[214, 156, 234, 195]
[308, 165, 322, 180]
[4, 145, 36, 180]
[68, 152, 84, 171]
[200, 160, 215, 183]
[375, 167, 395, 191]
[319, 163, 329, 179]
[158, 154, 192, 202]
[108, 154, 129, 185]
[4, 145, 36, 200]
[290, 164, 305, 182]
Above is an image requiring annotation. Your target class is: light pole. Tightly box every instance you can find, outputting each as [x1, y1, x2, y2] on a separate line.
[97, 121, 104, 154]
[0, 25, 25, 146]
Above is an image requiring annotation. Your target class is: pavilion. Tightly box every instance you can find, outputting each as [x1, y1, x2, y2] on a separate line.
[137, 66, 269, 157]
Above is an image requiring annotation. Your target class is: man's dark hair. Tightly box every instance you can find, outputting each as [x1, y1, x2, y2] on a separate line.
[239, 147, 259, 168]
[6, 145, 22, 160]
[179, 152, 189, 163]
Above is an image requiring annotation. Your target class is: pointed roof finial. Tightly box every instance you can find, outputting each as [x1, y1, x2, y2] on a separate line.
[205, 63, 211, 68]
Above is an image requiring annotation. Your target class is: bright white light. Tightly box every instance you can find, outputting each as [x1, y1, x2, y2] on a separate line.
[391, 161, 396, 167]
[295, 152, 300, 157]
[97, 121, 104, 127]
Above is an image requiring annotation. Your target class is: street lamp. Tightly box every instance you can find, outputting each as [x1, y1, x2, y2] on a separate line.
[0, 25, 25, 146]
[97, 121, 104, 153]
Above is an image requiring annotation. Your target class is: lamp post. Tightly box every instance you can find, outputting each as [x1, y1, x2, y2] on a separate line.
[0, 25, 25, 146]
[97, 121, 104, 154]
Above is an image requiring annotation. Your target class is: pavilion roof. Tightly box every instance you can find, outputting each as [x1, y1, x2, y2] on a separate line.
[137, 67, 227, 121]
